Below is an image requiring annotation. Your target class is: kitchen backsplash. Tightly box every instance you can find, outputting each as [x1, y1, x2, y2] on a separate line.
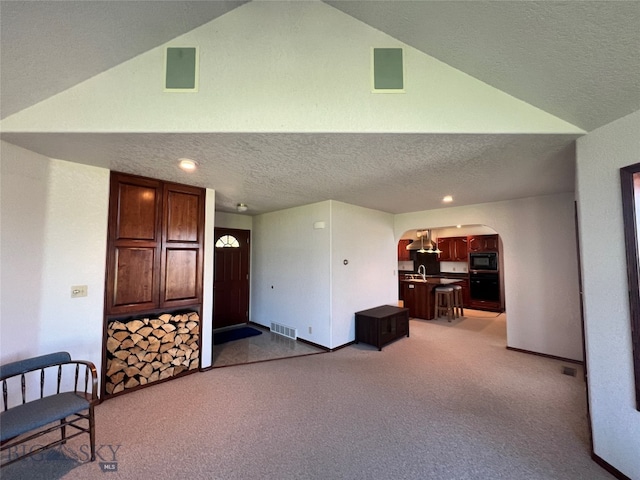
[440, 261, 468, 273]
[398, 260, 414, 271]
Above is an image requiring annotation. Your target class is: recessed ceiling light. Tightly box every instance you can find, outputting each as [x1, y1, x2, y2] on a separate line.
[178, 158, 197, 171]
[442, 195, 453, 203]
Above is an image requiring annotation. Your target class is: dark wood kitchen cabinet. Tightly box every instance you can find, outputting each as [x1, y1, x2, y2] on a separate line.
[437, 237, 452, 261]
[105, 172, 205, 315]
[458, 278, 471, 307]
[437, 236, 468, 261]
[402, 282, 430, 319]
[355, 305, 409, 351]
[468, 234, 499, 252]
[397, 239, 412, 261]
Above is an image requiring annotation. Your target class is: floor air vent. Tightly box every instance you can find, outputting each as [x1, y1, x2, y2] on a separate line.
[270, 322, 297, 340]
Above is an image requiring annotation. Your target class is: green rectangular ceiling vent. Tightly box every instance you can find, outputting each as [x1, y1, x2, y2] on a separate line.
[372, 47, 404, 93]
[165, 47, 198, 92]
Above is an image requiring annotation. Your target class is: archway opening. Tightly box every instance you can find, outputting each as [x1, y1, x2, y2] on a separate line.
[397, 224, 504, 320]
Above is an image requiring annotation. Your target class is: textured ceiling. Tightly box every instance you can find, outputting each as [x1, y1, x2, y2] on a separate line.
[327, 0, 640, 132]
[0, 1, 637, 215]
[0, 132, 578, 215]
[0, 0, 249, 119]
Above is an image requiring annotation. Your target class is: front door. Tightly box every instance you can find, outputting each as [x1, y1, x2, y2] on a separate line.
[213, 228, 250, 329]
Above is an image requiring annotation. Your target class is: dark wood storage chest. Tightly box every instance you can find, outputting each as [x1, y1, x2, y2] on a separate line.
[355, 305, 409, 351]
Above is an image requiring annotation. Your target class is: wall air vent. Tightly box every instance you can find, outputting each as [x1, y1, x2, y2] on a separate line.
[165, 47, 199, 92]
[372, 47, 404, 93]
[270, 322, 297, 340]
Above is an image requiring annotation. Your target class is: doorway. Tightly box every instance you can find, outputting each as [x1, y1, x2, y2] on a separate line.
[213, 228, 250, 330]
[398, 225, 505, 315]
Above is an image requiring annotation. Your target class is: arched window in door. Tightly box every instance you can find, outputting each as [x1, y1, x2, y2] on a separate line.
[215, 234, 240, 248]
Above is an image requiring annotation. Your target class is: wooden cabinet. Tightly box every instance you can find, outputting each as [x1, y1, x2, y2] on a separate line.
[437, 238, 452, 261]
[402, 282, 430, 319]
[468, 234, 499, 252]
[397, 239, 412, 261]
[458, 278, 471, 307]
[355, 305, 409, 351]
[160, 182, 204, 308]
[452, 237, 469, 260]
[437, 236, 468, 261]
[105, 172, 205, 315]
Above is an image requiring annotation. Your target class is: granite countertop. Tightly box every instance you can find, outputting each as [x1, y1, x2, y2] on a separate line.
[437, 272, 469, 279]
[401, 273, 468, 281]
[399, 277, 463, 285]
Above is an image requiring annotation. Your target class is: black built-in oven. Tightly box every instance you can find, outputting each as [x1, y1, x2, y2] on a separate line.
[469, 252, 498, 271]
[469, 271, 500, 302]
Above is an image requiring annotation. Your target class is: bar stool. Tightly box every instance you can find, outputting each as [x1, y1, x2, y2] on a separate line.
[434, 286, 455, 321]
[451, 284, 464, 318]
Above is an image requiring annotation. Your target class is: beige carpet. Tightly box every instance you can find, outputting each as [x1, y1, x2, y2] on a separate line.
[2, 312, 613, 480]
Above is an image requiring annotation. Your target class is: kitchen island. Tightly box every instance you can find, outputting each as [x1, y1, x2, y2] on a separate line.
[400, 277, 462, 320]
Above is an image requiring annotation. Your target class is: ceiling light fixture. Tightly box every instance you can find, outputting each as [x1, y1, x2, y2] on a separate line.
[236, 203, 248, 213]
[178, 158, 197, 171]
[442, 195, 453, 203]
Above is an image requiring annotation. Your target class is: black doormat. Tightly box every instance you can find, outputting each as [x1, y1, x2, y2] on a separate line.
[213, 326, 263, 345]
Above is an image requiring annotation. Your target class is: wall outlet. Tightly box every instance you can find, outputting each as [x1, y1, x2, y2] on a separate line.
[71, 285, 88, 298]
[308, 326, 312, 334]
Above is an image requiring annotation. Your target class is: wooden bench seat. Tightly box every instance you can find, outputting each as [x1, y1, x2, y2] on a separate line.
[0, 352, 97, 467]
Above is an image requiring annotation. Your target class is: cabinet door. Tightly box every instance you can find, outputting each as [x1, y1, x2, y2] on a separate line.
[482, 235, 499, 251]
[160, 183, 205, 308]
[459, 279, 471, 307]
[105, 174, 162, 314]
[397, 239, 412, 261]
[452, 237, 468, 261]
[468, 235, 498, 252]
[468, 236, 482, 252]
[378, 316, 397, 346]
[439, 237, 467, 261]
[395, 312, 408, 337]
[414, 283, 430, 319]
[402, 283, 416, 317]
[437, 238, 453, 261]
[105, 173, 205, 315]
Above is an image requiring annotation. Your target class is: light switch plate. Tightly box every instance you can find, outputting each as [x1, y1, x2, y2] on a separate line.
[71, 285, 88, 298]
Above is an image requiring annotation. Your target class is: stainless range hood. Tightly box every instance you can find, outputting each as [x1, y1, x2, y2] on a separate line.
[406, 229, 441, 253]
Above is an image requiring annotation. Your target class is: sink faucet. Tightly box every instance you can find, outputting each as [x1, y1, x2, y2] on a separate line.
[418, 265, 426, 281]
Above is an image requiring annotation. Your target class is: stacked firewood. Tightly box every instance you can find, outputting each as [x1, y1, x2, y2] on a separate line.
[105, 312, 200, 395]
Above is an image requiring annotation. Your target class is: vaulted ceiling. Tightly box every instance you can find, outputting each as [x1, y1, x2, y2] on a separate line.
[1, 1, 638, 215]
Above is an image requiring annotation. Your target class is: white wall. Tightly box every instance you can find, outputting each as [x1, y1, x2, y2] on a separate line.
[251, 202, 332, 347]
[215, 211, 252, 230]
[201, 189, 216, 369]
[251, 200, 397, 349]
[330, 201, 396, 348]
[395, 192, 583, 361]
[1, 141, 109, 374]
[0, 141, 217, 380]
[1, 2, 581, 136]
[575, 110, 640, 479]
